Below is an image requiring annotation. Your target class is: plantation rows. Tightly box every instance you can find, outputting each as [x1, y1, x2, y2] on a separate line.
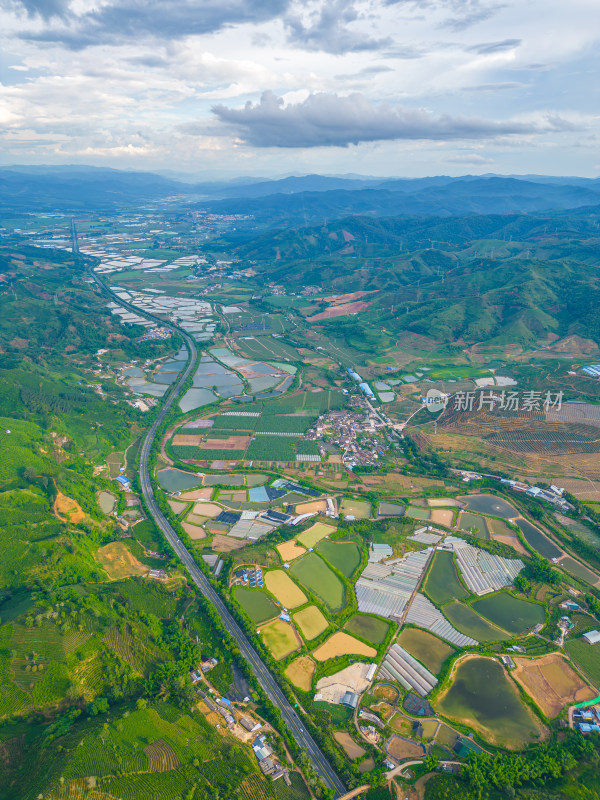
[490, 423, 600, 454]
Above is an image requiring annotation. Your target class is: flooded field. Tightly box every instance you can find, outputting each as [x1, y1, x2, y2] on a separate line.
[157, 468, 203, 492]
[459, 494, 518, 519]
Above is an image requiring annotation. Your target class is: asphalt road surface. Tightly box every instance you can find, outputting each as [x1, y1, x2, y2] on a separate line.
[89, 265, 346, 796]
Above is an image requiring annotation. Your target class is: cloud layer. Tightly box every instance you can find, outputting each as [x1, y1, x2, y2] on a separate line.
[0, 0, 597, 176]
[211, 91, 541, 147]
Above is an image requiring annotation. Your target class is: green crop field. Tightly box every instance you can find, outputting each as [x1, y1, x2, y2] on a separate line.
[245, 435, 299, 461]
[344, 614, 389, 645]
[423, 551, 469, 606]
[405, 507, 431, 520]
[397, 628, 455, 674]
[290, 553, 345, 612]
[472, 591, 545, 634]
[443, 602, 511, 642]
[317, 540, 361, 577]
[436, 657, 546, 748]
[565, 638, 600, 687]
[234, 588, 279, 624]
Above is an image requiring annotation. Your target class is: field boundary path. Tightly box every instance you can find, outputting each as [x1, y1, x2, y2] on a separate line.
[86, 260, 347, 797]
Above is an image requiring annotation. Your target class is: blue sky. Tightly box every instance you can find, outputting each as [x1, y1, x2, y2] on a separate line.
[0, 0, 598, 177]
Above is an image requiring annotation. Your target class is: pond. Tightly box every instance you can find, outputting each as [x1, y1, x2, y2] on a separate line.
[515, 518, 562, 559]
[98, 491, 116, 513]
[179, 388, 218, 412]
[157, 468, 203, 492]
[459, 494, 518, 519]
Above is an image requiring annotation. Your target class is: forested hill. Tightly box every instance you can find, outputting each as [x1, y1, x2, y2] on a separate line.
[218, 206, 600, 348]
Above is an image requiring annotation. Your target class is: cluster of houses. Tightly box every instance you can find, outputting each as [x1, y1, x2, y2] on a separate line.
[193, 683, 290, 783]
[574, 705, 600, 734]
[305, 401, 388, 469]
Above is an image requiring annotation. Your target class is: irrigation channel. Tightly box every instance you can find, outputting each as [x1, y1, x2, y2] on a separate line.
[87, 259, 347, 797]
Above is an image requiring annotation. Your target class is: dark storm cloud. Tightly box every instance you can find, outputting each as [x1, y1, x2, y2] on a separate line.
[9, 0, 291, 49]
[207, 90, 541, 148]
[284, 0, 392, 54]
[467, 38, 521, 54]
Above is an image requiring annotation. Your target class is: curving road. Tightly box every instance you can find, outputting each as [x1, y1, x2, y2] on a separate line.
[89, 266, 346, 797]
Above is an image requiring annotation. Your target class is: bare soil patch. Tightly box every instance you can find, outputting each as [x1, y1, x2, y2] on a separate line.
[512, 653, 596, 717]
[386, 735, 424, 761]
[307, 300, 371, 322]
[182, 522, 206, 539]
[276, 540, 307, 562]
[54, 492, 86, 523]
[212, 534, 245, 552]
[429, 509, 454, 527]
[191, 501, 222, 518]
[334, 732, 366, 760]
[178, 487, 214, 500]
[295, 499, 328, 514]
[95, 542, 147, 580]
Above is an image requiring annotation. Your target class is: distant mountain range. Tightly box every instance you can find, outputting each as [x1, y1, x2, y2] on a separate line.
[1, 165, 600, 219]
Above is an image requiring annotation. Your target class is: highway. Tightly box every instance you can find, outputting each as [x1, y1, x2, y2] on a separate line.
[88, 263, 346, 797]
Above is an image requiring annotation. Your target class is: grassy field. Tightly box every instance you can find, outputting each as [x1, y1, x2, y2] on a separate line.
[443, 602, 511, 642]
[565, 638, 600, 688]
[317, 540, 361, 577]
[297, 522, 337, 548]
[436, 657, 547, 748]
[264, 570, 307, 609]
[472, 591, 545, 634]
[423, 551, 469, 606]
[339, 498, 372, 519]
[293, 605, 329, 640]
[234, 587, 279, 624]
[397, 628, 456, 674]
[259, 619, 301, 660]
[344, 614, 390, 645]
[290, 553, 345, 612]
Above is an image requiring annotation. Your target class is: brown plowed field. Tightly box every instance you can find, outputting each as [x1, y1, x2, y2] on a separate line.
[307, 301, 371, 322]
[512, 653, 596, 717]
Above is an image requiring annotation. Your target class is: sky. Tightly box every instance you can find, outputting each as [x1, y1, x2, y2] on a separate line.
[0, 0, 598, 178]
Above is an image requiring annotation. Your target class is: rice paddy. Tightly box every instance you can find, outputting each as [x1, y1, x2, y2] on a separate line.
[344, 614, 390, 645]
[436, 657, 548, 748]
[471, 591, 545, 634]
[313, 632, 376, 661]
[259, 619, 301, 660]
[293, 605, 329, 640]
[297, 522, 338, 548]
[397, 628, 456, 674]
[423, 551, 469, 606]
[234, 588, 279, 624]
[264, 570, 307, 609]
[290, 553, 345, 612]
[316, 540, 361, 577]
[285, 656, 315, 691]
[443, 602, 511, 642]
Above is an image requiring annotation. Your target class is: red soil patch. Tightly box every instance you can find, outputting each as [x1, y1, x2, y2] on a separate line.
[307, 301, 371, 322]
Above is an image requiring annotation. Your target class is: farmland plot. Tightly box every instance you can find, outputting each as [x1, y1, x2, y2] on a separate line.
[290, 553, 345, 612]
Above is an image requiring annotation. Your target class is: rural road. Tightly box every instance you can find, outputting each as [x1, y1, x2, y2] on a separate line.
[88, 264, 347, 797]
